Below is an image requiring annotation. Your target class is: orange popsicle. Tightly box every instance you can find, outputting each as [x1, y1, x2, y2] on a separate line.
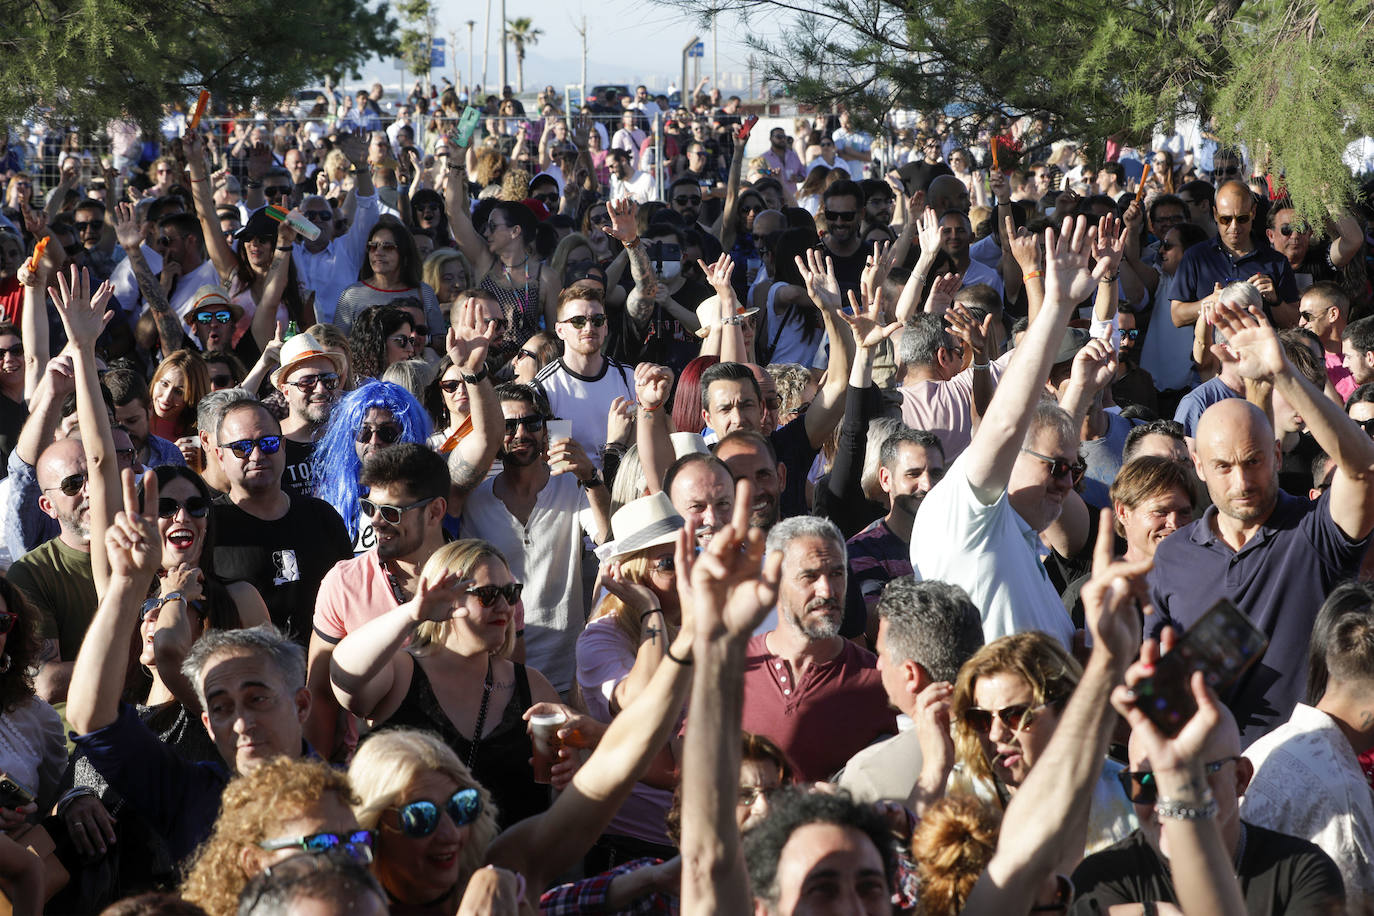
[1134, 162, 1152, 203]
[24, 237, 48, 273]
[189, 90, 210, 129]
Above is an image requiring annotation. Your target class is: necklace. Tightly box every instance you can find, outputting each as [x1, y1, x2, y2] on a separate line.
[501, 255, 530, 284]
[467, 656, 494, 772]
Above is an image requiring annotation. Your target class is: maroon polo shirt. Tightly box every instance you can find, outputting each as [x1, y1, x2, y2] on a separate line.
[740, 632, 896, 782]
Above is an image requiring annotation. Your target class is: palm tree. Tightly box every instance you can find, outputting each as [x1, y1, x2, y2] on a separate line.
[505, 17, 542, 93]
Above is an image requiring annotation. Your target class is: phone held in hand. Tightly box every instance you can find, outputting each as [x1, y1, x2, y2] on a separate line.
[1132, 599, 1268, 737]
[456, 106, 481, 147]
[0, 775, 35, 809]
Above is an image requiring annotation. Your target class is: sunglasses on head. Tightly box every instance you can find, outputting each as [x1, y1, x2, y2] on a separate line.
[560, 314, 607, 329]
[466, 582, 524, 607]
[194, 310, 233, 325]
[158, 496, 210, 519]
[397, 788, 483, 837]
[285, 372, 339, 393]
[1020, 448, 1087, 484]
[43, 471, 87, 497]
[824, 209, 857, 222]
[503, 415, 545, 434]
[367, 240, 398, 252]
[1117, 757, 1239, 804]
[219, 435, 282, 459]
[1216, 213, 1252, 226]
[962, 701, 1050, 734]
[258, 829, 375, 865]
[361, 495, 436, 524]
[355, 424, 403, 446]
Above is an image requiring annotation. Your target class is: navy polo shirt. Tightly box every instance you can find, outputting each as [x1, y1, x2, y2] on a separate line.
[1172, 238, 1300, 309]
[1147, 490, 1367, 746]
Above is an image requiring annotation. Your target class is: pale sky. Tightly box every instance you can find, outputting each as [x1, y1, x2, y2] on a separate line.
[362, 0, 784, 98]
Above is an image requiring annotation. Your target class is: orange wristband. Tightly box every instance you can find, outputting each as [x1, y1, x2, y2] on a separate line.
[1023, 270, 1043, 282]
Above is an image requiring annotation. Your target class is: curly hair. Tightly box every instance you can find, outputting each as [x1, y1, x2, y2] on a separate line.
[348, 305, 414, 382]
[950, 632, 1082, 788]
[309, 380, 432, 542]
[179, 757, 357, 916]
[0, 576, 41, 711]
[151, 349, 212, 436]
[470, 147, 506, 188]
[349, 728, 499, 900]
[912, 796, 1002, 916]
[499, 168, 531, 202]
[765, 363, 812, 420]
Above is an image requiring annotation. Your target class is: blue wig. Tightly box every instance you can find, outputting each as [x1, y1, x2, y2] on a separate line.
[311, 380, 433, 542]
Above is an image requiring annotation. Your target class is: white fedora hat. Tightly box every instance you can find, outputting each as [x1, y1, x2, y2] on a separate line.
[607, 492, 684, 561]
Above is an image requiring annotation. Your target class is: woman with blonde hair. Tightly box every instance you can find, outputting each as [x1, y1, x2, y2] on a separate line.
[180, 757, 367, 916]
[149, 349, 211, 460]
[948, 631, 1135, 854]
[911, 796, 1001, 916]
[331, 539, 561, 831]
[422, 248, 473, 311]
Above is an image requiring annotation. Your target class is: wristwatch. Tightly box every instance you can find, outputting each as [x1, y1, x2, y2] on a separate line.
[140, 591, 185, 619]
[578, 474, 605, 489]
[461, 367, 488, 385]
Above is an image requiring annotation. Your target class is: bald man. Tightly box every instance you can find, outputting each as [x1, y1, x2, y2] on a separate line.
[1148, 306, 1374, 744]
[1169, 180, 1299, 330]
[1070, 703, 1344, 913]
[7, 438, 99, 702]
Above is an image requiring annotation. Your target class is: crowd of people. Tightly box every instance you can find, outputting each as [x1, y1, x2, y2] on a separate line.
[0, 80, 1371, 914]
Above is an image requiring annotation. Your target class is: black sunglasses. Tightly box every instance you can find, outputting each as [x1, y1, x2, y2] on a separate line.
[264, 185, 292, 197]
[76, 220, 104, 233]
[1117, 757, 1239, 804]
[284, 372, 339, 393]
[503, 415, 545, 434]
[397, 788, 482, 837]
[43, 471, 87, 497]
[466, 582, 524, 607]
[824, 209, 857, 222]
[674, 195, 702, 205]
[560, 314, 607, 329]
[0, 343, 23, 359]
[360, 495, 436, 524]
[219, 436, 283, 459]
[962, 701, 1050, 734]
[157, 496, 210, 519]
[439, 379, 466, 393]
[1278, 222, 1311, 237]
[1020, 448, 1087, 484]
[1356, 418, 1374, 437]
[355, 424, 403, 446]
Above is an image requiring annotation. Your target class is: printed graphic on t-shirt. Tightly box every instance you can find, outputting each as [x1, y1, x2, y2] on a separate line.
[272, 549, 300, 585]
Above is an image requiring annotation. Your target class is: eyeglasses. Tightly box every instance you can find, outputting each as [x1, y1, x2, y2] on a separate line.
[1122, 328, 1140, 341]
[1356, 418, 1374, 437]
[414, 202, 441, 213]
[42, 471, 87, 497]
[157, 496, 210, 519]
[673, 195, 702, 205]
[503, 415, 545, 434]
[264, 185, 292, 198]
[259, 830, 376, 865]
[387, 332, 421, 351]
[0, 612, 16, 635]
[824, 209, 857, 222]
[156, 236, 180, 248]
[1215, 166, 1241, 176]
[738, 785, 778, 806]
[367, 240, 398, 252]
[285, 372, 340, 393]
[559, 314, 607, 329]
[0, 344, 23, 359]
[439, 378, 469, 394]
[1020, 448, 1087, 484]
[1278, 222, 1310, 237]
[194, 310, 233, 325]
[962, 701, 1051, 734]
[466, 582, 524, 607]
[219, 436, 283, 459]
[396, 788, 483, 837]
[360, 495, 436, 524]
[1117, 757, 1239, 804]
[740, 203, 764, 214]
[588, 214, 611, 226]
[1216, 213, 1252, 226]
[355, 423, 403, 445]
[209, 374, 235, 388]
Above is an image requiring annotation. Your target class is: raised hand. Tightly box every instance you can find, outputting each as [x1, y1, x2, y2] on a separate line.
[689, 479, 782, 642]
[916, 207, 942, 259]
[1081, 507, 1152, 665]
[923, 272, 962, 315]
[946, 301, 993, 358]
[335, 131, 369, 167]
[1043, 215, 1098, 304]
[445, 297, 499, 371]
[1210, 299, 1284, 381]
[912, 680, 956, 807]
[1090, 213, 1127, 280]
[261, 321, 286, 368]
[411, 570, 474, 623]
[841, 288, 901, 350]
[106, 469, 160, 582]
[795, 248, 841, 312]
[989, 170, 1011, 204]
[699, 253, 736, 300]
[606, 396, 636, 447]
[547, 436, 596, 481]
[860, 240, 895, 305]
[246, 143, 273, 181]
[603, 199, 638, 244]
[1005, 215, 1041, 275]
[1121, 199, 1144, 234]
[50, 266, 114, 350]
[182, 131, 207, 176]
[634, 362, 674, 412]
[1069, 337, 1119, 396]
[162, 563, 206, 604]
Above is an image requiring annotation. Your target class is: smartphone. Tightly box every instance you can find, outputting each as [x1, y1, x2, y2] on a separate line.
[456, 106, 482, 147]
[0, 775, 34, 809]
[1132, 599, 1269, 736]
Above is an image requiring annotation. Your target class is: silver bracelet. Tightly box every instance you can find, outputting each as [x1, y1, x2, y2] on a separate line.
[1155, 790, 1218, 821]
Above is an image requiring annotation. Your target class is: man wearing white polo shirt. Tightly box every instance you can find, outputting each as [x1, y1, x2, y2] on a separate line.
[911, 216, 1098, 647]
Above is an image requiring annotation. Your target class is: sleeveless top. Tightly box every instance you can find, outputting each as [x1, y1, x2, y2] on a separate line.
[480, 262, 544, 369]
[385, 658, 550, 830]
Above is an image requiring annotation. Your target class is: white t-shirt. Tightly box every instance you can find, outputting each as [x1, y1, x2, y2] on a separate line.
[294, 194, 381, 325]
[610, 171, 655, 204]
[461, 473, 593, 693]
[911, 453, 1076, 648]
[532, 357, 636, 471]
[831, 127, 873, 180]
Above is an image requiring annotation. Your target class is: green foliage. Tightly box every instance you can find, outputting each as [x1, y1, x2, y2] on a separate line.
[506, 17, 542, 92]
[0, 0, 398, 131]
[397, 0, 435, 80]
[663, 0, 1373, 214]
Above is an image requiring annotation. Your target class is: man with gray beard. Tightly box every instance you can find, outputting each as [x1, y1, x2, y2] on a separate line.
[738, 516, 895, 781]
[8, 438, 98, 703]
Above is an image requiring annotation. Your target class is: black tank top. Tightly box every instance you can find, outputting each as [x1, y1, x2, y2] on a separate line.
[385, 658, 550, 830]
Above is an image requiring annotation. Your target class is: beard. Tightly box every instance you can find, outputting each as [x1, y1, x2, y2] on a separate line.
[57, 504, 90, 541]
[790, 597, 841, 640]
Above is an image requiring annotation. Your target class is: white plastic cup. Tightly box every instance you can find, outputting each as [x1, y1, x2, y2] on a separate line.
[529, 712, 567, 784]
[545, 419, 572, 444]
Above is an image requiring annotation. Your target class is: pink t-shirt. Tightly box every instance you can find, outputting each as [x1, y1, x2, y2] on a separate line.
[313, 548, 402, 643]
[1326, 350, 1356, 402]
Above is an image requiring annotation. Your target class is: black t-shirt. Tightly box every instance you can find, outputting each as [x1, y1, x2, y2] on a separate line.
[822, 239, 872, 305]
[1070, 823, 1345, 915]
[770, 416, 819, 520]
[607, 275, 713, 374]
[897, 160, 953, 194]
[0, 395, 26, 481]
[281, 436, 317, 501]
[1278, 432, 1322, 498]
[210, 493, 352, 643]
